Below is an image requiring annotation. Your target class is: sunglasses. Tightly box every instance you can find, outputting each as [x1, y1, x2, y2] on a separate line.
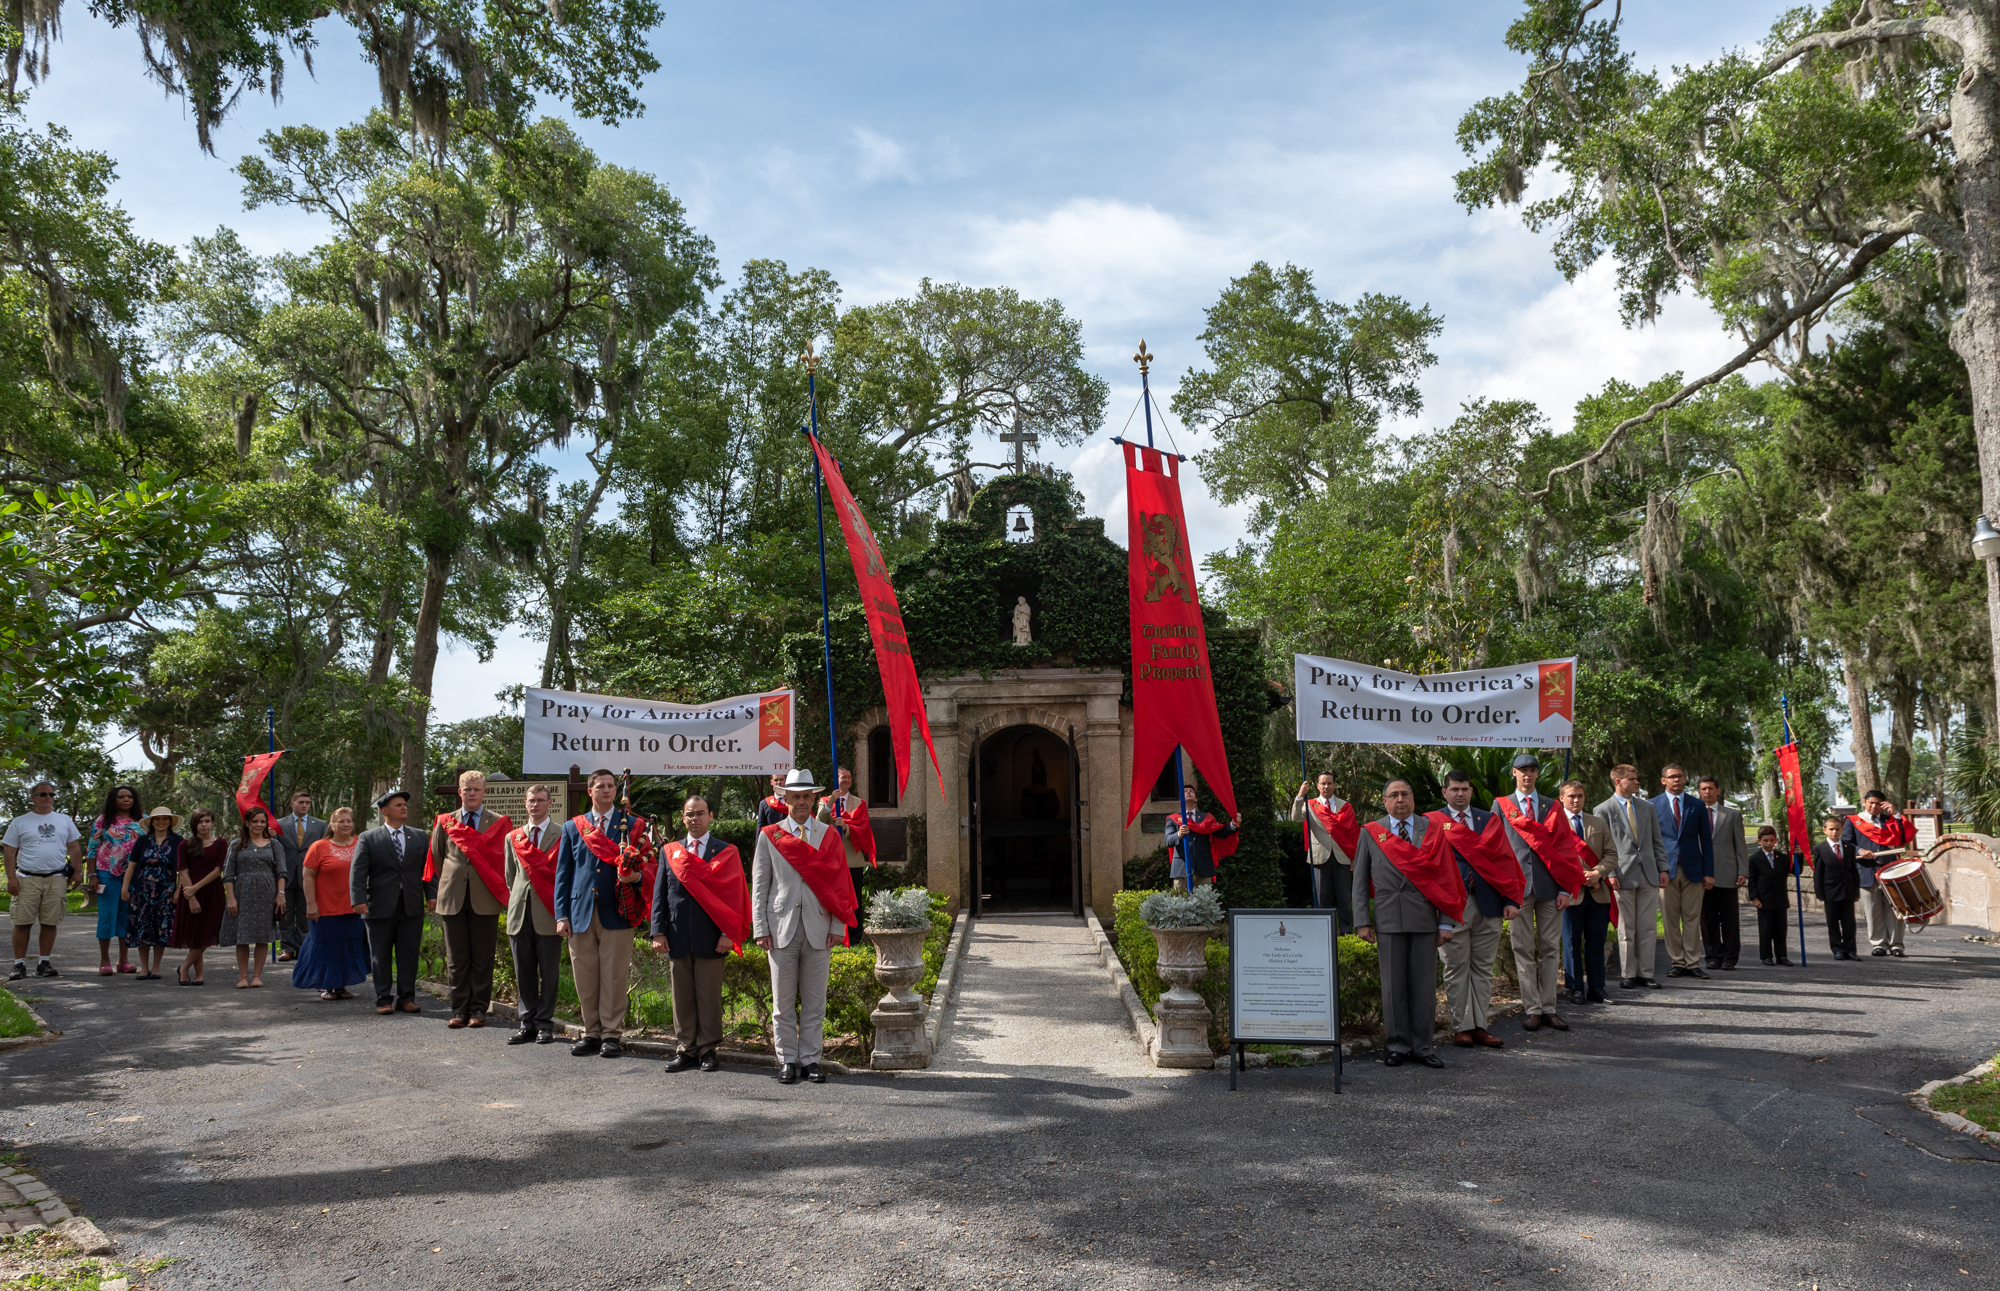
[32, 791, 54, 799]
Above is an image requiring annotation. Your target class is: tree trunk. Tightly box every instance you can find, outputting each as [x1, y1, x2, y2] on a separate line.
[1843, 658, 1881, 800]
[366, 583, 400, 687]
[399, 547, 451, 814]
[1886, 673, 1918, 808]
[1947, 6, 2000, 729]
[541, 450, 616, 691]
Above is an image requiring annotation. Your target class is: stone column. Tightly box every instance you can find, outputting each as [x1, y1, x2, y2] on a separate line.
[924, 692, 962, 914]
[1086, 692, 1124, 918]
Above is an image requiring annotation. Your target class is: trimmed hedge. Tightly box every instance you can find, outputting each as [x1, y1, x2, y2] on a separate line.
[420, 887, 954, 1057]
[1111, 889, 1383, 1047]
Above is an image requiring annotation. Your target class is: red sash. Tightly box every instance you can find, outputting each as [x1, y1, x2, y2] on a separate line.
[574, 813, 658, 926]
[1429, 810, 1526, 906]
[1169, 812, 1239, 863]
[1494, 797, 1587, 895]
[820, 793, 877, 867]
[1362, 819, 1463, 921]
[762, 794, 786, 815]
[1303, 798, 1360, 864]
[507, 823, 560, 916]
[1850, 812, 1912, 852]
[663, 840, 754, 950]
[430, 812, 514, 907]
[762, 821, 859, 944]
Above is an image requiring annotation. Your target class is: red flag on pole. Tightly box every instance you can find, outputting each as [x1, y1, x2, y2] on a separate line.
[806, 432, 944, 798]
[1776, 742, 1811, 858]
[235, 751, 284, 820]
[1123, 442, 1235, 825]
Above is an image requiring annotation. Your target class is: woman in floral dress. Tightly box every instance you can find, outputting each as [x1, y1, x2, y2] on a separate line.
[121, 807, 182, 979]
[86, 785, 146, 974]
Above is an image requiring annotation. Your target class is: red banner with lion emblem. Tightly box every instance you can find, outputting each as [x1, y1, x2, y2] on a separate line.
[808, 431, 944, 798]
[1123, 442, 1236, 825]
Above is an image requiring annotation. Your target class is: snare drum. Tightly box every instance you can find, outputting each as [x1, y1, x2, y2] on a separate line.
[1875, 859, 1944, 928]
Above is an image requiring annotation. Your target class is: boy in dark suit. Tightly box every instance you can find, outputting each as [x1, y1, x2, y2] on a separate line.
[1811, 815, 1861, 959]
[1746, 825, 1792, 965]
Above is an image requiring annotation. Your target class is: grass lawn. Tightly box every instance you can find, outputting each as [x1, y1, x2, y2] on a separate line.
[1930, 1062, 2000, 1130]
[0, 988, 42, 1039]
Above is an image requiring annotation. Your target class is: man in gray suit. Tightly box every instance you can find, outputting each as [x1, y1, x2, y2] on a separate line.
[754, 768, 850, 1086]
[1496, 752, 1573, 1033]
[349, 789, 433, 1015]
[1595, 764, 1667, 988]
[1698, 776, 1748, 970]
[1353, 779, 1457, 1068]
[272, 790, 326, 961]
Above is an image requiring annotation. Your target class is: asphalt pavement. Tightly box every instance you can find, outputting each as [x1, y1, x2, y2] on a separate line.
[4, 927, 1998, 1291]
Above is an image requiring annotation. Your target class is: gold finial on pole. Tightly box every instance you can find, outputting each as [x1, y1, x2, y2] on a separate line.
[1133, 340, 1152, 377]
[800, 341, 819, 374]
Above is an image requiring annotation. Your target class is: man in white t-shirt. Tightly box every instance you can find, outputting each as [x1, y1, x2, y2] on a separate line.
[4, 782, 83, 979]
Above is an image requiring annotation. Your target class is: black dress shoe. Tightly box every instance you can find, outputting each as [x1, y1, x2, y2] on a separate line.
[600, 1039, 625, 1058]
[1416, 1053, 1446, 1068]
[1776, 957, 1794, 966]
[1642, 978, 1662, 988]
[1569, 989, 1588, 1006]
[804, 1062, 826, 1083]
[537, 1028, 556, 1043]
[1382, 1051, 1408, 1067]
[571, 1036, 602, 1056]
[1871, 947, 1888, 957]
[1889, 947, 1905, 957]
[664, 1052, 699, 1073]
[507, 1028, 537, 1045]
[1761, 957, 1775, 966]
[1667, 967, 1688, 978]
[699, 1051, 719, 1072]
[1687, 967, 1710, 980]
[1619, 977, 1640, 989]
[779, 1063, 800, 1084]
[1722, 961, 1738, 970]
[1586, 990, 1609, 1003]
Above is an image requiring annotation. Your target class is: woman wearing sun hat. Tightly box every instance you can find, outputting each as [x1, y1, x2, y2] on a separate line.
[122, 807, 183, 979]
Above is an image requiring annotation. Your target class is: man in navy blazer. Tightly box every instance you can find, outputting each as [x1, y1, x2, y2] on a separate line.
[1652, 764, 1714, 979]
[554, 768, 648, 1058]
[1436, 769, 1512, 1050]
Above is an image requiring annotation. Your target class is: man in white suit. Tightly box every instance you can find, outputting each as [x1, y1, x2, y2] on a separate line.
[754, 768, 849, 1086]
[1290, 771, 1356, 931]
[1595, 764, 1667, 989]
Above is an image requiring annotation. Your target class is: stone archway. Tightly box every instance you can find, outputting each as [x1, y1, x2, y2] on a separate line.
[968, 723, 1078, 913]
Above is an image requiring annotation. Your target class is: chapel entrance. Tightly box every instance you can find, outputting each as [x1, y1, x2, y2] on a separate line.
[969, 724, 1081, 915]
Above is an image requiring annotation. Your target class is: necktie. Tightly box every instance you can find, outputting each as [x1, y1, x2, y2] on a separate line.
[392, 829, 404, 861]
[1625, 798, 1636, 835]
[1572, 813, 1581, 834]
[530, 822, 541, 849]
[1455, 810, 1466, 827]
[295, 817, 304, 846]
[1396, 818, 1410, 843]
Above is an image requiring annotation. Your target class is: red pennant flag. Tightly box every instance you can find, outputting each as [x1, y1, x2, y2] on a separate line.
[1775, 742, 1811, 859]
[1538, 659, 1574, 723]
[758, 692, 792, 751]
[807, 433, 944, 799]
[235, 751, 284, 820]
[1123, 442, 1235, 825]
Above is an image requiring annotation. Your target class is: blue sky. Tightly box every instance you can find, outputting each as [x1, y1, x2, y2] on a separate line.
[39, 1, 1801, 737]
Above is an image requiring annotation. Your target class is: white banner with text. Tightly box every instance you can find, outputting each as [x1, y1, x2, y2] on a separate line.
[522, 687, 795, 775]
[1293, 655, 1575, 747]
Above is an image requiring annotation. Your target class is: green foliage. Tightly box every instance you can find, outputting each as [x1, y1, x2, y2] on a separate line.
[0, 987, 42, 1039]
[1946, 730, 2000, 834]
[1137, 886, 1224, 929]
[1927, 1057, 2000, 1130]
[1206, 623, 1284, 909]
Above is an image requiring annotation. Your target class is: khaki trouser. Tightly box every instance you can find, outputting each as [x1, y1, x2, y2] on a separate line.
[1510, 896, 1564, 1016]
[1863, 885, 1906, 950]
[1663, 875, 1706, 969]
[670, 955, 726, 1056]
[567, 914, 633, 1039]
[1438, 896, 1502, 1033]
[1617, 883, 1664, 981]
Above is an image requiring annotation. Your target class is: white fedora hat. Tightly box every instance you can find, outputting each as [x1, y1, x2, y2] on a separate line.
[781, 768, 825, 793]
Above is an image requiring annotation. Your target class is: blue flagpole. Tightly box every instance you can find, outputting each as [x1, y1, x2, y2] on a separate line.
[806, 365, 842, 800]
[1782, 693, 1807, 967]
[266, 706, 277, 814]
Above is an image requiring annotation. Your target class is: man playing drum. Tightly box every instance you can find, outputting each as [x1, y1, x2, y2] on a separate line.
[1842, 790, 1913, 958]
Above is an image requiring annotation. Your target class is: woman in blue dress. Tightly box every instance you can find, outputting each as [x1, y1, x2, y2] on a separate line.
[293, 806, 371, 999]
[122, 807, 182, 979]
[86, 785, 146, 975]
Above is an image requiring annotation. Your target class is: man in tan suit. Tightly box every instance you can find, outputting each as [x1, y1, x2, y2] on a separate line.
[430, 769, 510, 1028]
[503, 783, 561, 1045]
[1557, 779, 1615, 1005]
[1290, 772, 1355, 931]
[1699, 775, 1748, 970]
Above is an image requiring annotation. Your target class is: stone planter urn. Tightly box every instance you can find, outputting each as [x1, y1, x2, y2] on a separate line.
[866, 927, 933, 1070]
[1148, 923, 1220, 1068]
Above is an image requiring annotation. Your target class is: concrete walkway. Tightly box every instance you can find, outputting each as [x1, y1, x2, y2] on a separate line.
[932, 913, 1172, 1078]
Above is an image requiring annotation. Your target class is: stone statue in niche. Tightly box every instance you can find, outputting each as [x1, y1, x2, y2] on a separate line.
[1011, 596, 1032, 646]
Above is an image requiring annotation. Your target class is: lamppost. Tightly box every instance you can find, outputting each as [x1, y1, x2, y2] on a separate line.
[1973, 514, 2000, 561]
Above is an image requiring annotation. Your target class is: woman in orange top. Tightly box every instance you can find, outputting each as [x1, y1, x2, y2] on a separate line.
[293, 806, 370, 1000]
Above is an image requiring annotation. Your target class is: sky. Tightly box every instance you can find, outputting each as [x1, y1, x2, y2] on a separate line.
[34, 0, 1830, 748]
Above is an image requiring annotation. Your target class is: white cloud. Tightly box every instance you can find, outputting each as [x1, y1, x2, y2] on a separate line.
[850, 125, 916, 183]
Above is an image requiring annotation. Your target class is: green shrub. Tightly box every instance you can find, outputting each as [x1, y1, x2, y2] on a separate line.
[0, 988, 41, 1039]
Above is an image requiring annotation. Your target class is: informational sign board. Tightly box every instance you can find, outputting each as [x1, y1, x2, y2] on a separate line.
[477, 776, 530, 822]
[1227, 908, 1342, 1092]
[1294, 654, 1575, 748]
[522, 687, 794, 776]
